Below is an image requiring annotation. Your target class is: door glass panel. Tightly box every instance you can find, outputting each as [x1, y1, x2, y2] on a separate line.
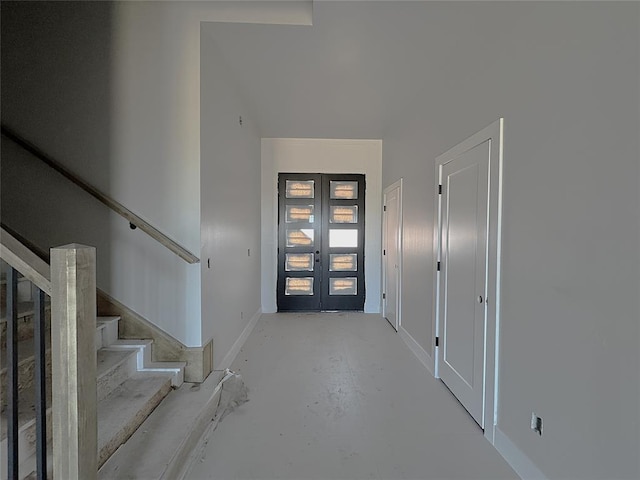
[329, 277, 357, 295]
[285, 277, 314, 295]
[286, 253, 314, 271]
[286, 205, 314, 223]
[329, 229, 358, 248]
[330, 181, 358, 199]
[286, 229, 314, 247]
[330, 254, 357, 271]
[330, 206, 357, 224]
[286, 180, 314, 198]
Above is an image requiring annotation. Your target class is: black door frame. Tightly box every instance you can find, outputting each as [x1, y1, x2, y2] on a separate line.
[277, 173, 366, 311]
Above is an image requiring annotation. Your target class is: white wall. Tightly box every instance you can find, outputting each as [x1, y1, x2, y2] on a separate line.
[261, 138, 382, 314]
[381, 3, 639, 479]
[1, 0, 117, 293]
[382, 131, 436, 364]
[1, 1, 311, 347]
[200, 28, 262, 368]
[104, 0, 313, 347]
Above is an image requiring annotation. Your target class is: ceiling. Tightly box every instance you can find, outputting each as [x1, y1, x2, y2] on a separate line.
[201, 1, 505, 140]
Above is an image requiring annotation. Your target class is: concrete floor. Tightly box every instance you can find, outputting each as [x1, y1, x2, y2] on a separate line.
[185, 312, 518, 480]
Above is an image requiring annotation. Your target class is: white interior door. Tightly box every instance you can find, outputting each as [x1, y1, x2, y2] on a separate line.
[383, 180, 402, 331]
[438, 140, 490, 428]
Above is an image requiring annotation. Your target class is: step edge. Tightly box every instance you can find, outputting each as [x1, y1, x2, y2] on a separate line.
[97, 376, 173, 467]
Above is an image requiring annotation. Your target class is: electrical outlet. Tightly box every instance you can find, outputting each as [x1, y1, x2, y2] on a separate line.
[531, 413, 543, 436]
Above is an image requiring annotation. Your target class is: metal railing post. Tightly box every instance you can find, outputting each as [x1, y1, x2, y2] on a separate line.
[34, 288, 47, 480]
[51, 244, 97, 480]
[7, 266, 19, 480]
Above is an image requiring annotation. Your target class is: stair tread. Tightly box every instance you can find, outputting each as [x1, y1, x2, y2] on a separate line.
[5, 373, 174, 477]
[99, 371, 225, 480]
[97, 374, 173, 466]
[97, 315, 121, 324]
[98, 374, 172, 431]
[0, 348, 137, 441]
[145, 361, 187, 370]
[108, 338, 153, 347]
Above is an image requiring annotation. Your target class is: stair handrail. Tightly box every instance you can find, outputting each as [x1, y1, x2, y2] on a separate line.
[0, 226, 51, 295]
[1, 125, 200, 264]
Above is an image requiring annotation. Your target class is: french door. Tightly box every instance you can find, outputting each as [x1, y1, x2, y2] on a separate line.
[277, 173, 365, 311]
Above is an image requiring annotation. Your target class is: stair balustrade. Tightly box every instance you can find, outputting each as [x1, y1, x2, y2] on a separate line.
[1, 228, 97, 480]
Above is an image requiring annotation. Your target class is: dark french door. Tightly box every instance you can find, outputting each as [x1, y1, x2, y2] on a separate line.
[277, 173, 365, 311]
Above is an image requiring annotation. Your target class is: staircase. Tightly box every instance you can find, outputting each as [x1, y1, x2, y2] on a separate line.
[1, 267, 186, 479]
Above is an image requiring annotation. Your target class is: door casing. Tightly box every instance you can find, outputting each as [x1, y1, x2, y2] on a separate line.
[433, 118, 504, 445]
[382, 179, 403, 331]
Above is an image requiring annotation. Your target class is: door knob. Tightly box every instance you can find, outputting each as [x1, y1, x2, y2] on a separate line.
[477, 295, 483, 304]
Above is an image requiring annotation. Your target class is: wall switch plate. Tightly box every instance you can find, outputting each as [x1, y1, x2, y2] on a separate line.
[531, 413, 543, 436]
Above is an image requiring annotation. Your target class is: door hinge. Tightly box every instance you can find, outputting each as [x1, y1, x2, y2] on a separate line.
[382, 293, 386, 299]
[383, 205, 387, 212]
[437, 261, 441, 271]
[435, 336, 439, 347]
[438, 184, 442, 195]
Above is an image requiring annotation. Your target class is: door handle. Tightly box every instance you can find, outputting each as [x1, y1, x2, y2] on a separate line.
[477, 295, 483, 304]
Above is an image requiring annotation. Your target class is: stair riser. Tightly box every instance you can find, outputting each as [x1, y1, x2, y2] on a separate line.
[95, 320, 119, 351]
[97, 352, 138, 403]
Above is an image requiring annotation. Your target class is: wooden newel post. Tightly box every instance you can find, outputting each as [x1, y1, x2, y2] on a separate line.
[51, 244, 97, 480]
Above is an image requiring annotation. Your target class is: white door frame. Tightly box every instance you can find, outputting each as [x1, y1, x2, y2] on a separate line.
[433, 119, 504, 445]
[382, 178, 403, 331]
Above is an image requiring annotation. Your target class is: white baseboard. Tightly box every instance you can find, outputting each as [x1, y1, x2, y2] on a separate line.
[218, 309, 262, 370]
[399, 326, 434, 375]
[494, 427, 547, 480]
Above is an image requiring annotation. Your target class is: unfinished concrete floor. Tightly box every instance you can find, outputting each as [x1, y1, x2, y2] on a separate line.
[185, 312, 518, 480]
